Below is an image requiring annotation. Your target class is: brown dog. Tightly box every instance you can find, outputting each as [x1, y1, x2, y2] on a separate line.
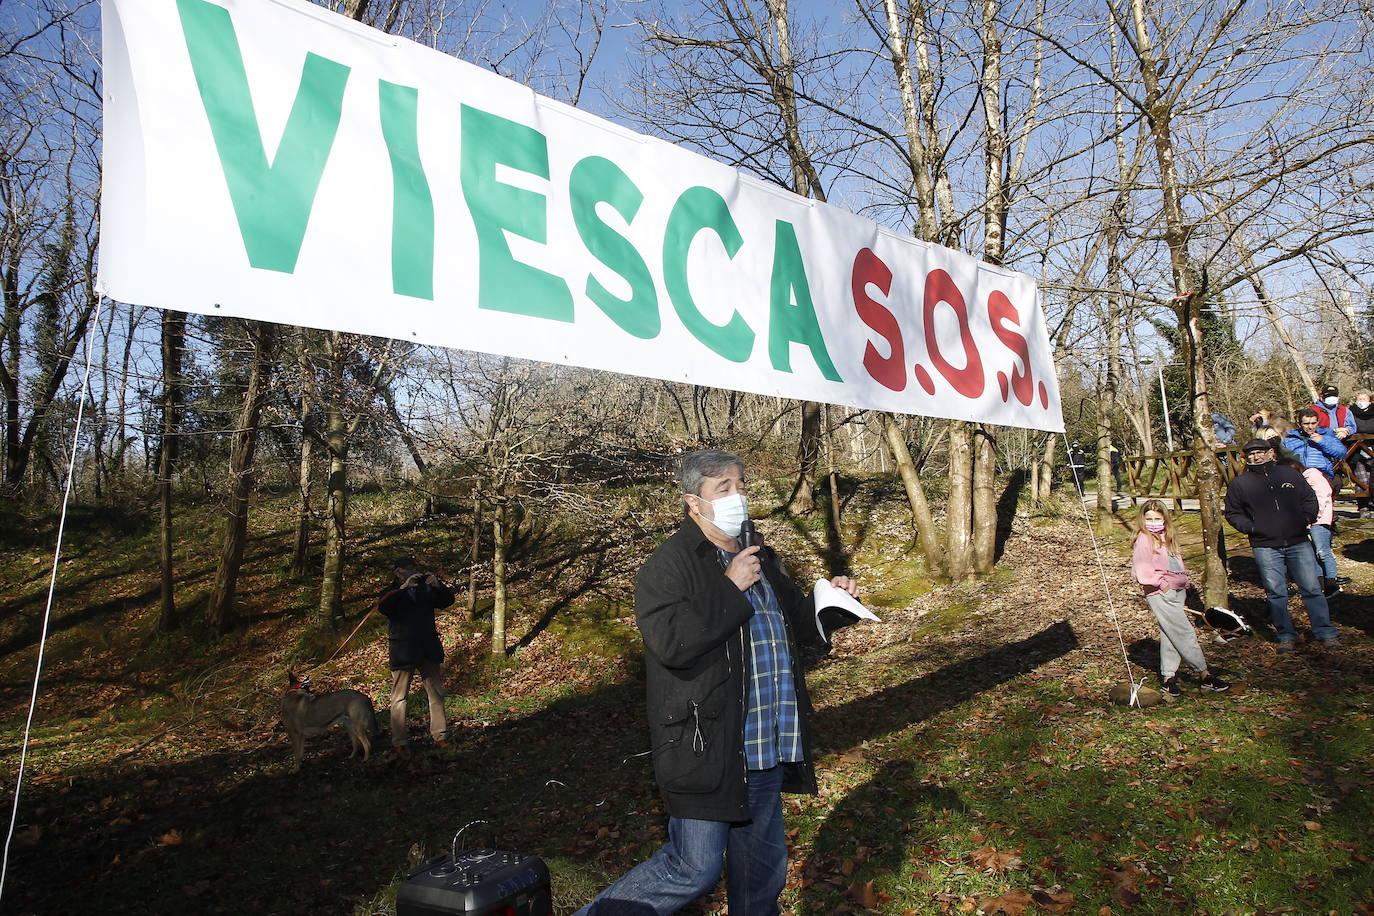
[280, 672, 376, 772]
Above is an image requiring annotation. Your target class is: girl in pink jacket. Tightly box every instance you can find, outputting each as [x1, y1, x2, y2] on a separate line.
[1131, 500, 1229, 696]
[1292, 460, 1341, 595]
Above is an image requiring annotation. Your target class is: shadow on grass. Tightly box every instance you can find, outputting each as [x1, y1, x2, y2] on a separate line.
[1341, 535, 1374, 563]
[993, 469, 1028, 564]
[810, 621, 1079, 754]
[6, 677, 654, 915]
[7, 623, 1076, 915]
[798, 621, 1078, 914]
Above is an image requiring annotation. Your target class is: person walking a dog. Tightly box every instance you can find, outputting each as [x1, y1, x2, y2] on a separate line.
[378, 556, 454, 753]
[1130, 500, 1229, 696]
[574, 449, 861, 916]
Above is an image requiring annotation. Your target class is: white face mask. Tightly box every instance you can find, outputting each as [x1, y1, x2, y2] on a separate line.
[1357, 400, 1372, 410]
[700, 492, 749, 537]
[1324, 396, 1339, 407]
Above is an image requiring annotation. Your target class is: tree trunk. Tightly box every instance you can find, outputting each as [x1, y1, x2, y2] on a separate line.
[206, 320, 275, 634]
[490, 501, 507, 655]
[1129, 0, 1228, 608]
[290, 404, 314, 578]
[317, 398, 348, 626]
[1037, 431, 1058, 499]
[467, 493, 483, 618]
[156, 310, 185, 632]
[1097, 206, 1124, 524]
[2, 293, 97, 494]
[881, 412, 945, 578]
[787, 400, 822, 513]
[972, 426, 997, 574]
[945, 420, 974, 579]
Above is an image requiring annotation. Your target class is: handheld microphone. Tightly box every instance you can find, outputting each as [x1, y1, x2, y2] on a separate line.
[739, 519, 759, 549]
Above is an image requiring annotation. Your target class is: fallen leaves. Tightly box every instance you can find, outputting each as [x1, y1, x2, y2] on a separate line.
[1030, 887, 1075, 913]
[1100, 862, 1145, 907]
[968, 845, 1024, 874]
[979, 888, 1032, 914]
[975, 886, 1074, 915]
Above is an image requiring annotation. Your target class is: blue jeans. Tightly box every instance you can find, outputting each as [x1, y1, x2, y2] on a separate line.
[1252, 543, 1337, 642]
[576, 765, 787, 916]
[1309, 524, 1337, 581]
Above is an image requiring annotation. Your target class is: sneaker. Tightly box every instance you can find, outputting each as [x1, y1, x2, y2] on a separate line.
[1276, 641, 1296, 655]
[1200, 674, 1231, 692]
[1335, 576, 1352, 586]
[1161, 676, 1181, 696]
[1325, 583, 1342, 598]
[393, 745, 412, 758]
[434, 739, 449, 749]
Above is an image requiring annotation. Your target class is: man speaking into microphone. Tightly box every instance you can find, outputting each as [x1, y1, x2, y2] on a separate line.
[575, 449, 859, 916]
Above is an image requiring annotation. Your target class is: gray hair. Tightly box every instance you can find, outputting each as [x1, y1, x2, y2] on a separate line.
[677, 449, 744, 495]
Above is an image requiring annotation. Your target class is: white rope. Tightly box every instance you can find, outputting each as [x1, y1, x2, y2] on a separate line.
[1064, 435, 1145, 704]
[0, 296, 104, 899]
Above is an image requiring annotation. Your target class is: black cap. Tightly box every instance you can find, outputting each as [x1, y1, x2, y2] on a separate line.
[391, 555, 417, 570]
[1321, 384, 1338, 397]
[1241, 438, 1274, 454]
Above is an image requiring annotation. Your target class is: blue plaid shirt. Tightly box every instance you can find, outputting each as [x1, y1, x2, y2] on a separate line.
[720, 548, 803, 770]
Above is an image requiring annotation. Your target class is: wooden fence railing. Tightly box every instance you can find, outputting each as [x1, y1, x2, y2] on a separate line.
[1119, 434, 1373, 506]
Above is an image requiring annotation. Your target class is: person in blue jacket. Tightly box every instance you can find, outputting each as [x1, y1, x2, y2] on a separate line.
[1282, 408, 1347, 479]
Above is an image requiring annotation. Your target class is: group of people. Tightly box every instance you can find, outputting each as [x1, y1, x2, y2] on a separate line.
[1128, 385, 1366, 694]
[1246, 384, 1374, 519]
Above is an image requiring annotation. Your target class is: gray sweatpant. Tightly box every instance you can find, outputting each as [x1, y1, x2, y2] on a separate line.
[1145, 589, 1207, 678]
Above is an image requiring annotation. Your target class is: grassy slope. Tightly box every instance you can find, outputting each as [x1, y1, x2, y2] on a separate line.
[0, 484, 1371, 914]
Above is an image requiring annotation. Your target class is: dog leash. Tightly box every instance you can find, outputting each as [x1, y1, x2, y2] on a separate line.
[326, 605, 378, 666]
[300, 601, 380, 675]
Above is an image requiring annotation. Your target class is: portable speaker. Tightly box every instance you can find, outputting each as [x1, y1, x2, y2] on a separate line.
[396, 849, 552, 916]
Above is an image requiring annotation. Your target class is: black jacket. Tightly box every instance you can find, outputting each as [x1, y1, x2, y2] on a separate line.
[635, 519, 829, 822]
[1223, 462, 1318, 548]
[378, 578, 454, 670]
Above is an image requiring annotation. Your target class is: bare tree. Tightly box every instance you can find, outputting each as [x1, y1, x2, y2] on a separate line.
[156, 310, 185, 631]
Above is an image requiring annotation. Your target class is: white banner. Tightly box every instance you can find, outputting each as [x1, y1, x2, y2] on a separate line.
[99, 0, 1064, 431]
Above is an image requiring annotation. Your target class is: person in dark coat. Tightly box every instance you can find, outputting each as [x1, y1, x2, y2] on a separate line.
[1066, 442, 1088, 496]
[1223, 440, 1339, 651]
[1349, 389, 1374, 518]
[574, 450, 860, 916]
[378, 556, 454, 751]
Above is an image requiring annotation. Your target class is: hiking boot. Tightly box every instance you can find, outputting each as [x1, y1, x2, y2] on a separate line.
[433, 739, 449, 750]
[1276, 641, 1296, 655]
[1318, 637, 1342, 649]
[393, 744, 412, 758]
[1335, 576, 1352, 586]
[1161, 676, 1181, 697]
[1200, 674, 1231, 692]
[1325, 582, 1342, 598]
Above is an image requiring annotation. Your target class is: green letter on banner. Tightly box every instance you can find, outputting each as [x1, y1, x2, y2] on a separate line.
[569, 156, 658, 339]
[662, 187, 753, 362]
[769, 220, 841, 380]
[460, 105, 573, 321]
[177, 0, 349, 274]
[379, 81, 434, 299]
